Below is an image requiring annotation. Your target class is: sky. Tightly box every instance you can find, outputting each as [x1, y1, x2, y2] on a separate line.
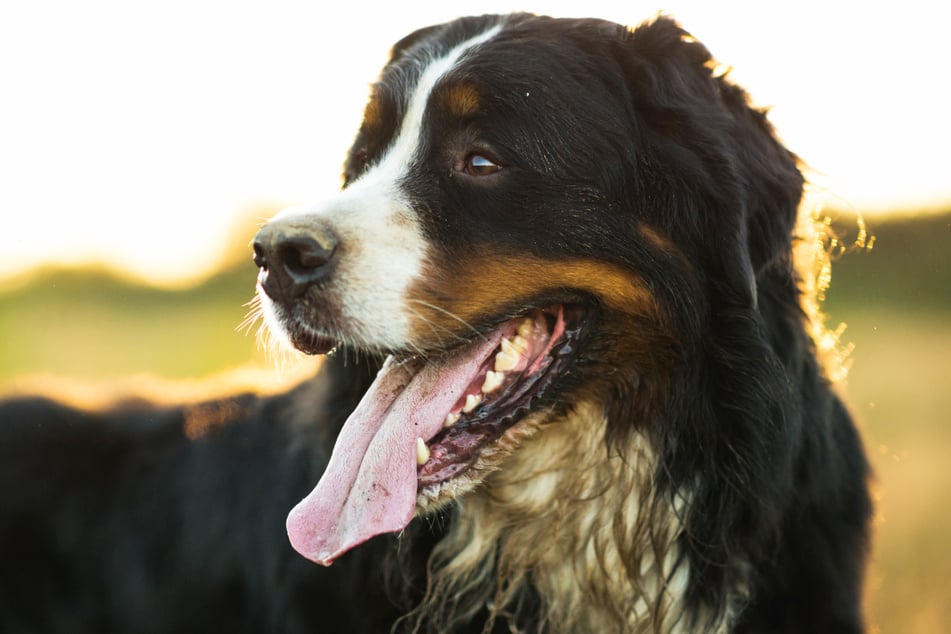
[1, 1, 949, 286]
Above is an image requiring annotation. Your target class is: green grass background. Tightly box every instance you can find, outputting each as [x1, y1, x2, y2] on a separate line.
[1, 211, 948, 632]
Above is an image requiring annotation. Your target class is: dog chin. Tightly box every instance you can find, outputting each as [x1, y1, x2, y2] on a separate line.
[414, 404, 553, 514]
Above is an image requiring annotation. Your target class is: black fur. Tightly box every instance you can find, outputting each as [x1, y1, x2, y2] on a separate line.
[0, 14, 870, 633]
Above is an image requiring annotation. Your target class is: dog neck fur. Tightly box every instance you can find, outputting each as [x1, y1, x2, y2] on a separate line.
[406, 400, 730, 633]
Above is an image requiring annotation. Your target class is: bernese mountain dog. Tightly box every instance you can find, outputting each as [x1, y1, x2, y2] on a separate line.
[0, 13, 872, 634]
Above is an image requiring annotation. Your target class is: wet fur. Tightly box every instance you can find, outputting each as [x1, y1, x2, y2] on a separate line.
[410, 401, 694, 633]
[0, 14, 870, 634]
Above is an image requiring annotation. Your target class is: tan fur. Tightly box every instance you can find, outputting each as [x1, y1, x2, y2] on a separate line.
[408, 252, 660, 347]
[183, 399, 250, 440]
[408, 400, 714, 633]
[439, 82, 482, 119]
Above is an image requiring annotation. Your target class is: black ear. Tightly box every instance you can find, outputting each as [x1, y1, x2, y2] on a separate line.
[615, 17, 811, 619]
[616, 16, 804, 306]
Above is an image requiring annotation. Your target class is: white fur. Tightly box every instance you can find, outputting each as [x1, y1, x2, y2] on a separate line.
[261, 25, 502, 352]
[409, 400, 719, 633]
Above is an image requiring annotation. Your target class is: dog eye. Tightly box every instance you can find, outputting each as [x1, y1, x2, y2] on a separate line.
[464, 153, 502, 177]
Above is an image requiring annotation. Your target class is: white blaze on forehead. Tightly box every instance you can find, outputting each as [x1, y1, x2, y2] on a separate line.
[267, 24, 503, 352]
[376, 23, 503, 183]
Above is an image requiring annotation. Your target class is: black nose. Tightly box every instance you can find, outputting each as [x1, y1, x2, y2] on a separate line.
[252, 221, 339, 304]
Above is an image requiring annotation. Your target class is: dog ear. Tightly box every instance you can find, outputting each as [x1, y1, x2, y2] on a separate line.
[613, 18, 809, 615]
[616, 17, 804, 307]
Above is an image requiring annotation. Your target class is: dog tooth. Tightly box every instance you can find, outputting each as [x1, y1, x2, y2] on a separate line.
[444, 412, 460, 428]
[494, 350, 520, 372]
[416, 438, 431, 465]
[463, 393, 483, 413]
[511, 335, 529, 354]
[500, 338, 524, 358]
[517, 318, 534, 339]
[481, 370, 504, 393]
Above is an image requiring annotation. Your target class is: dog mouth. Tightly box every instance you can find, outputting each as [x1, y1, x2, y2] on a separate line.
[285, 304, 586, 566]
[416, 305, 582, 491]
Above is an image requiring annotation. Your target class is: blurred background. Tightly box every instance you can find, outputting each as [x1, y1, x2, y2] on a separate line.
[1, 1, 948, 631]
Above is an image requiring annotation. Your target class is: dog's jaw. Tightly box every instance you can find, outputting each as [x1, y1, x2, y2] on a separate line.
[285, 304, 585, 565]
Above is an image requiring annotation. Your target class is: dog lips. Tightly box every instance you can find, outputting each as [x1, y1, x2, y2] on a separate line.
[286, 333, 505, 565]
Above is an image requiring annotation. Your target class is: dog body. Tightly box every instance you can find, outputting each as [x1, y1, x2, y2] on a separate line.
[1, 14, 871, 633]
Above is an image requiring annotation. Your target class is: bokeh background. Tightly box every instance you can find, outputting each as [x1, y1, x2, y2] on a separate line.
[1, 2, 948, 631]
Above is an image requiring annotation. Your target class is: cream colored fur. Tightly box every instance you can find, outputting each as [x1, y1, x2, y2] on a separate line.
[408, 400, 728, 633]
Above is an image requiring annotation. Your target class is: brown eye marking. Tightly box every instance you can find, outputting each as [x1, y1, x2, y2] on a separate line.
[464, 153, 502, 177]
[442, 83, 482, 118]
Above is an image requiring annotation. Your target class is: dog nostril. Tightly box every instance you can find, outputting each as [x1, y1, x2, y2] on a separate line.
[252, 241, 268, 270]
[252, 224, 339, 303]
[278, 236, 335, 278]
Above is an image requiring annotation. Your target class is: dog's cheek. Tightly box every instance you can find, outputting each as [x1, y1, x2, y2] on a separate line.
[405, 251, 661, 346]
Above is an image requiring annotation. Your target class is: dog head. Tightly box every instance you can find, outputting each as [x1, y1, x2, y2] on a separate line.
[252, 14, 804, 568]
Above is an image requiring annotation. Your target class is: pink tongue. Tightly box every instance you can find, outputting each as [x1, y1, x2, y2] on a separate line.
[286, 333, 504, 565]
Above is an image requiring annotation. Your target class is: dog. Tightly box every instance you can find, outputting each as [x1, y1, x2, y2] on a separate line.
[0, 13, 871, 633]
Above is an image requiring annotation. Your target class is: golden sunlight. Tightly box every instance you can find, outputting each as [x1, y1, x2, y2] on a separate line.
[0, 4, 948, 632]
[0, 1, 948, 285]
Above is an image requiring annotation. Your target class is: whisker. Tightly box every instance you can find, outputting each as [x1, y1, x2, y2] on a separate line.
[406, 306, 457, 344]
[403, 308, 468, 361]
[407, 299, 486, 342]
[236, 295, 264, 336]
[398, 322, 431, 360]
